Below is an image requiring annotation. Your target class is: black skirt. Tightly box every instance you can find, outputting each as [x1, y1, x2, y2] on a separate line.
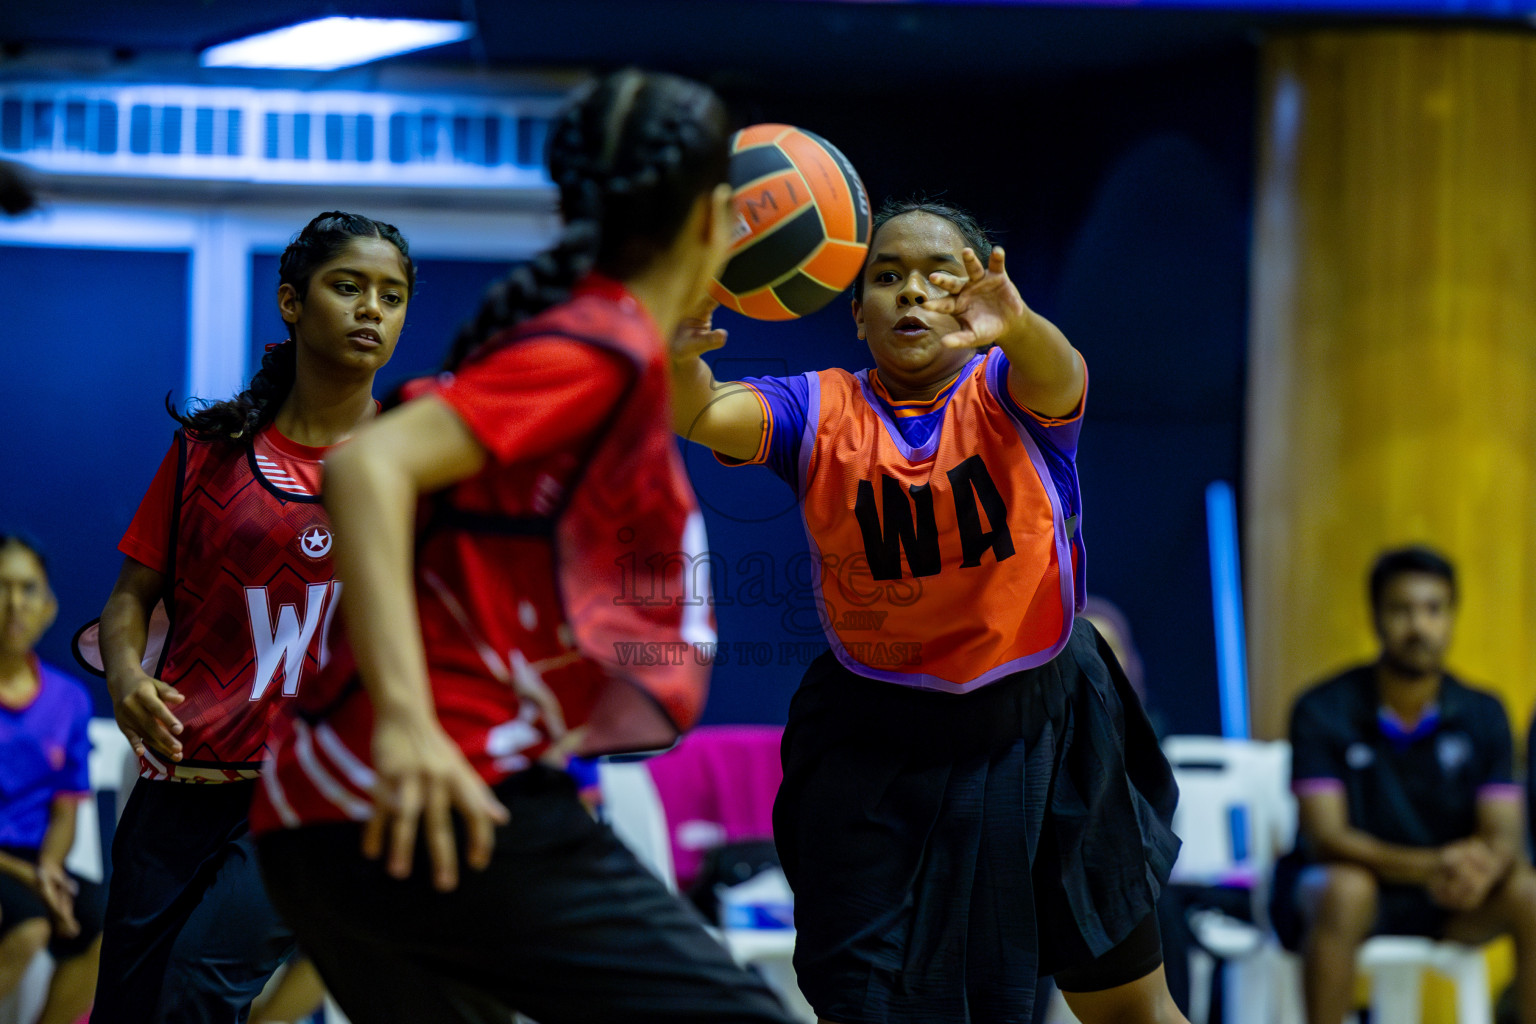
[773, 616, 1180, 1024]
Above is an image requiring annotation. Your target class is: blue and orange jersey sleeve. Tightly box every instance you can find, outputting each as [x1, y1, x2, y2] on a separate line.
[996, 349, 1088, 458]
[119, 438, 179, 574]
[713, 373, 812, 490]
[993, 350, 1088, 605]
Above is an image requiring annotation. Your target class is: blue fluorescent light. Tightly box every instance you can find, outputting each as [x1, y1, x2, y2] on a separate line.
[201, 17, 474, 71]
[1205, 480, 1251, 740]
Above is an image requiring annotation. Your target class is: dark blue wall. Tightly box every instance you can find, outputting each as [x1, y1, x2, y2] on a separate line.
[0, 246, 189, 713]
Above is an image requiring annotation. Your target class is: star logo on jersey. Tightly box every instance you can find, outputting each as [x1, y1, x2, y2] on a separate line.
[299, 526, 333, 559]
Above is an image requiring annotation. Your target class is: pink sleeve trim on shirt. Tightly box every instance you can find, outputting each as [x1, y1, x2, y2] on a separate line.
[711, 383, 772, 468]
[1477, 783, 1523, 802]
[1292, 777, 1345, 796]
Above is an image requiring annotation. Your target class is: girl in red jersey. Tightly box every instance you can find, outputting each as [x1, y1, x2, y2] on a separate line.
[670, 198, 1188, 1024]
[92, 212, 413, 1024]
[250, 71, 797, 1024]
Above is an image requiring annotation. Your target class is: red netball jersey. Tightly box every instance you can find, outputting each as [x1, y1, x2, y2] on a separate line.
[120, 425, 339, 780]
[252, 276, 713, 835]
[798, 349, 1080, 692]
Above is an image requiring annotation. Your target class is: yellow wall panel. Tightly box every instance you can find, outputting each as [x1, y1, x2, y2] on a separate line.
[1251, 30, 1536, 749]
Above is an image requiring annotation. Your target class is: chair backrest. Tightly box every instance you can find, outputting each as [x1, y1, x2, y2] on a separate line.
[1163, 735, 1294, 892]
[596, 759, 676, 891]
[63, 718, 136, 884]
[644, 725, 783, 891]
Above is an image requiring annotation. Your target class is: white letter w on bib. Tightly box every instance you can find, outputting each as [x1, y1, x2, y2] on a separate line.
[245, 582, 342, 700]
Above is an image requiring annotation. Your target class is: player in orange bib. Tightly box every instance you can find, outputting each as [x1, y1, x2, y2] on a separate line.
[92, 212, 413, 1024]
[672, 198, 1188, 1024]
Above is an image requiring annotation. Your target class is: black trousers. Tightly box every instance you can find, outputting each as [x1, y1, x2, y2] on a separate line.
[92, 781, 295, 1024]
[775, 620, 1181, 1024]
[0, 844, 107, 960]
[257, 765, 797, 1024]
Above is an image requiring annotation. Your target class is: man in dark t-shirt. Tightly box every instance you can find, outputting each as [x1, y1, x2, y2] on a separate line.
[1274, 546, 1536, 1024]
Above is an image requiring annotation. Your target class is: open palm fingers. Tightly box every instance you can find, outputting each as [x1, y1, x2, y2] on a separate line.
[458, 772, 508, 873]
[423, 782, 459, 891]
[376, 774, 422, 880]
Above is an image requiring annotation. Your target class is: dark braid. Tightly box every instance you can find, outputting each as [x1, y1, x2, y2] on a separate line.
[444, 69, 729, 370]
[171, 211, 415, 441]
[0, 159, 37, 216]
[852, 196, 995, 300]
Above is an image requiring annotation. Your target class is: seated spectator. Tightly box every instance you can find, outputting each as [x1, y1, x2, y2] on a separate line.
[0, 533, 105, 1024]
[1272, 545, 1536, 1024]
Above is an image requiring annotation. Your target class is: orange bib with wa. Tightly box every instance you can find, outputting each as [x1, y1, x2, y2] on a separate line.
[798, 350, 1077, 692]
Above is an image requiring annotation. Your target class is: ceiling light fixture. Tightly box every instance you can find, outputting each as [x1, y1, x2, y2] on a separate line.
[200, 17, 475, 71]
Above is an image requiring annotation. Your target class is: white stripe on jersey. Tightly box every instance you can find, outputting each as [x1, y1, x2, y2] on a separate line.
[314, 721, 377, 793]
[294, 721, 372, 821]
[254, 454, 316, 496]
[261, 737, 302, 829]
[140, 748, 170, 780]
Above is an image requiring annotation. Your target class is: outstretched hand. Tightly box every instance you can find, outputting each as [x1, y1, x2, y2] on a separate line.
[924, 246, 1029, 350]
[671, 297, 729, 363]
[362, 712, 510, 892]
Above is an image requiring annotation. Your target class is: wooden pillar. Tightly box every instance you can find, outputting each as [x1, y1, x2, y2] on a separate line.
[1249, 30, 1536, 742]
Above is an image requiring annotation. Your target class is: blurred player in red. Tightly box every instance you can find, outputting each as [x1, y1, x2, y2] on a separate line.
[672, 198, 1187, 1024]
[250, 70, 797, 1024]
[92, 211, 413, 1024]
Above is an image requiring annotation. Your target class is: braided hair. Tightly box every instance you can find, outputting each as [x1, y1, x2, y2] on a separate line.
[170, 211, 415, 442]
[443, 69, 730, 370]
[0, 159, 37, 216]
[852, 197, 995, 301]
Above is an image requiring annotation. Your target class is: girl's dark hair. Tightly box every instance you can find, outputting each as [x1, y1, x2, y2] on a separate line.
[0, 531, 48, 576]
[443, 69, 730, 370]
[852, 197, 995, 300]
[1369, 545, 1457, 612]
[170, 211, 415, 441]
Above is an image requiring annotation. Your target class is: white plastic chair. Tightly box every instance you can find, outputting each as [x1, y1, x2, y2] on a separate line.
[595, 759, 676, 889]
[1265, 934, 1492, 1024]
[1175, 736, 1495, 1024]
[1163, 735, 1295, 1024]
[596, 758, 813, 1022]
[1356, 935, 1491, 1024]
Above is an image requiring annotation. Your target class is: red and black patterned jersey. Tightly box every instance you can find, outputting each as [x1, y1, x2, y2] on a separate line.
[120, 425, 340, 780]
[252, 275, 714, 834]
